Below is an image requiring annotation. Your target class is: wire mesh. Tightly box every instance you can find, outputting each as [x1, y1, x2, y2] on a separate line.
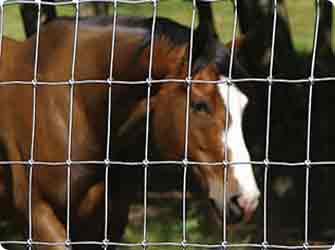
[0, 0, 334, 250]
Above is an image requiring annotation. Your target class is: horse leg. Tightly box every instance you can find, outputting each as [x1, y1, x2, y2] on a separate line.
[10, 165, 66, 250]
[103, 4, 109, 15]
[73, 181, 133, 250]
[20, 4, 38, 38]
[0, 166, 11, 218]
[74, 182, 105, 247]
[43, 5, 57, 23]
[20, 4, 56, 38]
[31, 200, 66, 250]
[93, 4, 109, 16]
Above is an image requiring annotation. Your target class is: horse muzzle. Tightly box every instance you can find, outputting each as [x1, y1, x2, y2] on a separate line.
[227, 193, 259, 223]
[209, 193, 259, 225]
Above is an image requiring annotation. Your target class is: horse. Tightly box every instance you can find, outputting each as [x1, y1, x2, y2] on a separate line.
[0, 5, 260, 250]
[230, 0, 335, 244]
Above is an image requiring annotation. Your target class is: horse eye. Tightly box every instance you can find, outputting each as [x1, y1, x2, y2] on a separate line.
[191, 100, 211, 113]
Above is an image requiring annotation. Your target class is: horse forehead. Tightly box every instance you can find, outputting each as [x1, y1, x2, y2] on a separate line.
[218, 82, 248, 119]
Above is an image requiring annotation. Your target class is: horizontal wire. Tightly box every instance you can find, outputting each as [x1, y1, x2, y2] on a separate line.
[0, 160, 333, 167]
[0, 0, 233, 6]
[0, 77, 334, 86]
[0, 241, 333, 249]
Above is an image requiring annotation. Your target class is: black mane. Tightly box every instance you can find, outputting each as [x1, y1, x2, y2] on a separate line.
[76, 15, 215, 75]
[78, 15, 192, 47]
[137, 16, 193, 47]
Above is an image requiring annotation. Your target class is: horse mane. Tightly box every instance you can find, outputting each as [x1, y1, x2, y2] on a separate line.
[54, 15, 216, 77]
[134, 16, 215, 76]
[140, 17, 191, 47]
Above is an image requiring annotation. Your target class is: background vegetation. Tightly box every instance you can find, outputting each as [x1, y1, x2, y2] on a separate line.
[3, 0, 335, 51]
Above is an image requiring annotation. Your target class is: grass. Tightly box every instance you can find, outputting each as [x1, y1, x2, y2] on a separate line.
[3, 0, 335, 51]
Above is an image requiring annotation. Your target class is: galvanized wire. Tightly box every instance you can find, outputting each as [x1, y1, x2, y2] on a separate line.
[0, 1, 334, 250]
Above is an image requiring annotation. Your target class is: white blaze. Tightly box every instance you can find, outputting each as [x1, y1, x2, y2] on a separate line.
[218, 79, 260, 209]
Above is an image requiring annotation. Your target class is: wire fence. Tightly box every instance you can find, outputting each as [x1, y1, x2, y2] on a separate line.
[0, 0, 335, 250]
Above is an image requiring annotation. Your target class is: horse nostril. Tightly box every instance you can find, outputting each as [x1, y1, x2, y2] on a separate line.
[229, 195, 242, 214]
[228, 194, 244, 223]
[209, 198, 217, 209]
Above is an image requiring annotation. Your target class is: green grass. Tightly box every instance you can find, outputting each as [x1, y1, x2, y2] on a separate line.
[3, 0, 335, 51]
[123, 200, 256, 244]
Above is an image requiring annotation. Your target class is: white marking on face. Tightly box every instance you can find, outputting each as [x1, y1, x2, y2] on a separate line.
[218, 77, 260, 211]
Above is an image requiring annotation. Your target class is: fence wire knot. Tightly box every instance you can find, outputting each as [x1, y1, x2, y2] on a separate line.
[145, 78, 152, 87]
[223, 159, 229, 167]
[64, 240, 71, 248]
[308, 76, 315, 86]
[181, 240, 187, 248]
[304, 160, 312, 168]
[32, 80, 38, 87]
[226, 77, 232, 86]
[104, 159, 110, 166]
[220, 76, 228, 85]
[26, 239, 33, 248]
[185, 77, 192, 87]
[68, 79, 75, 86]
[221, 241, 228, 249]
[102, 239, 109, 248]
[28, 159, 34, 167]
[262, 241, 269, 249]
[266, 77, 273, 85]
[303, 242, 309, 250]
[141, 240, 147, 248]
[142, 159, 149, 166]
[107, 78, 113, 85]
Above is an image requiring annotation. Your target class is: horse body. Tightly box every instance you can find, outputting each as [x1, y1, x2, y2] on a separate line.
[0, 15, 259, 250]
[0, 21, 141, 246]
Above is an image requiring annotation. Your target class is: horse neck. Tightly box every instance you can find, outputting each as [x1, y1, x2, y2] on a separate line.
[147, 39, 188, 79]
[109, 35, 189, 139]
[0, 38, 34, 80]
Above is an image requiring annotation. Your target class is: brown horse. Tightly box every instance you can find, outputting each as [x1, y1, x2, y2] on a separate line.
[0, 10, 259, 250]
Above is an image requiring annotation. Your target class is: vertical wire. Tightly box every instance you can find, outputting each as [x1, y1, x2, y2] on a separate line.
[264, 0, 278, 246]
[28, 1, 42, 247]
[222, 0, 238, 244]
[0, 2, 4, 57]
[66, 1, 79, 246]
[182, 0, 196, 244]
[228, 0, 238, 79]
[103, 0, 117, 244]
[142, 0, 157, 245]
[0, 6, 3, 250]
[304, 0, 320, 246]
[222, 82, 230, 245]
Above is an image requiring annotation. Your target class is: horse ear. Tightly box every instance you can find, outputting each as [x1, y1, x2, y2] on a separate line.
[192, 1, 218, 71]
[117, 96, 157, 140]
